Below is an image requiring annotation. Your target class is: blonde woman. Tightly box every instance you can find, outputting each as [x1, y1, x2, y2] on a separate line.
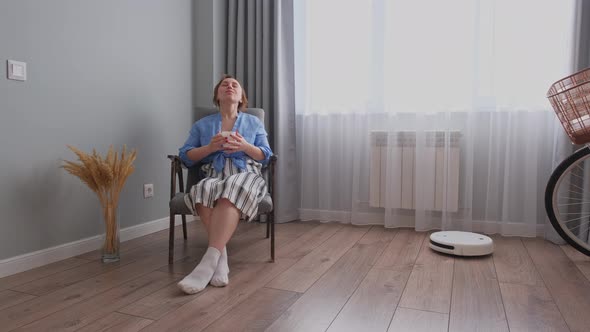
[177, 75, 272, 294]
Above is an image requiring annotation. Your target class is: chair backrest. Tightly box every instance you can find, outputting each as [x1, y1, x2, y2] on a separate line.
[185, 107, 266, 192]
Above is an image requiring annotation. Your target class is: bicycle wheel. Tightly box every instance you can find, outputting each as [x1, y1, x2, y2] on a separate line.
[545, 146, 590, 256]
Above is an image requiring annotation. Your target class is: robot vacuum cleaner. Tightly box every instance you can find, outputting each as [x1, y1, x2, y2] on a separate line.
[429, 231, 494, 256]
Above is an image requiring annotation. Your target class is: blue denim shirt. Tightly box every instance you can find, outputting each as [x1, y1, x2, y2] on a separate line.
[179, 112, 273, 171]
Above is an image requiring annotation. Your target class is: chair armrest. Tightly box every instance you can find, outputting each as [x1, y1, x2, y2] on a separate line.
[167, 155, 189, 169]
[268, 155, 278, 202]
[168, 155, 185, 199]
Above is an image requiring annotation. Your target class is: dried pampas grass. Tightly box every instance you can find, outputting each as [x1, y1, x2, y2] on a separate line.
[62, 145, 137, 260]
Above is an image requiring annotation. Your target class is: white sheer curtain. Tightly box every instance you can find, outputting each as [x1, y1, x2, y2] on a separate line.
[294, 0, 576, 236]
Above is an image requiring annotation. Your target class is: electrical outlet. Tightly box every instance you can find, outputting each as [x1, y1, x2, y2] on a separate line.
[143, 184, 154, 198]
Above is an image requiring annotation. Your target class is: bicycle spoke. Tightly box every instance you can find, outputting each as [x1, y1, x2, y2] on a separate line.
[558, 196, 589, 201]
[558, 180, 587, 193]
[556, 179, 587, 192]
[574, 163, 589, 174]
[561, 213, 590, 223]
[569, 182, 587, 193]
[558, 202, 590, 206]
[557, 195, 586, 203]
[565, 220, 590, 233]
[566, 170, 588, 183]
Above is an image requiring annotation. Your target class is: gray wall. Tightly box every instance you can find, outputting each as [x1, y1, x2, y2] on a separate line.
[0, 0, 193, 260]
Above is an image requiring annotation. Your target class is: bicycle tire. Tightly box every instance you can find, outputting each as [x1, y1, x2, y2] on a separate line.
[545, 146, 590, 256]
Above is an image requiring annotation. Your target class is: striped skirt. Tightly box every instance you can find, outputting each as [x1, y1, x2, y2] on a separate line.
[189, 158, 267, 221]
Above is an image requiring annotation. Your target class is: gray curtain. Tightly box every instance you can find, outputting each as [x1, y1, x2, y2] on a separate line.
[221, 0, 299, 223]
[575, 0, 590, 70]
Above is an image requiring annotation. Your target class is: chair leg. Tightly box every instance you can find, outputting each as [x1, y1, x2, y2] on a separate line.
[181, 214, 187, 240]
[271, 213, 275, 262]
[168, 214, 175, 264]
[266, 215, 270, 239]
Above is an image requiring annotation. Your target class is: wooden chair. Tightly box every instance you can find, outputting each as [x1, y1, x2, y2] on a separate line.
[166, 107, 277, 264]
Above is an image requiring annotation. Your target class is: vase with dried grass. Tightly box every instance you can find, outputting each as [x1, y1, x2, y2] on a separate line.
[62, 145, 137, 263]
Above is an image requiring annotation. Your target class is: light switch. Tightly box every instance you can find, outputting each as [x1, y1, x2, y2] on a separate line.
[7, 60, 26, 81]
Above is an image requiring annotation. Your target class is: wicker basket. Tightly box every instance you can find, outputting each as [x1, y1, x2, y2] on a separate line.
[547, 67, 590, 145]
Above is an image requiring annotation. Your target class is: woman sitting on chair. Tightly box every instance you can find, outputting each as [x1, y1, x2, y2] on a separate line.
[177, 75, 272, 294]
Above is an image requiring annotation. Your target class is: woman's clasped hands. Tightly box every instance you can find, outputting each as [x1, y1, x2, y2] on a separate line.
[209, 131, 249, 154]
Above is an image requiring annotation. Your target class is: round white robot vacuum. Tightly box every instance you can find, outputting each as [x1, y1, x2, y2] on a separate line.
[429, 231, 494, 256]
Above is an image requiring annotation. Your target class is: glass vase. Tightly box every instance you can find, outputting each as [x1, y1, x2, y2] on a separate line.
[101, 204, 120, 263]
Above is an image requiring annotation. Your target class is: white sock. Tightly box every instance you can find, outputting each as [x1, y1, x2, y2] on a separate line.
[210, 246, 229, 287]
[177, 247, 221, 294]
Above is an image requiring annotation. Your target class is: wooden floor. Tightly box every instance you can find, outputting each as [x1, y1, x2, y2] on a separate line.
[2, 221, 590, 332]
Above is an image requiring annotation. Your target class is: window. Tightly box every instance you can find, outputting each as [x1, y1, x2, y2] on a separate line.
[295, 0, 576, 114]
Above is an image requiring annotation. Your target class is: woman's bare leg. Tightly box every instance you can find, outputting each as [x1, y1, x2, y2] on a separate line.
[206, 198, 240, 286]
[196, 204, 213, 231]
[196, 203, 230, 286]
[208, 198, 241, 250]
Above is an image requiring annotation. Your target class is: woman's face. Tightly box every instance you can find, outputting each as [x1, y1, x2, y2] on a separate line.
[217, 78, 243, 105]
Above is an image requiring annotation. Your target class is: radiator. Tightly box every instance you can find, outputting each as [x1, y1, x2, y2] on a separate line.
[369, 131, 460, 212]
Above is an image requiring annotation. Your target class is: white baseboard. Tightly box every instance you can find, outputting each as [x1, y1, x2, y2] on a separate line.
[0, 215, 197, 278]
[275, 212, 300, 224]
[299, 208, 546, 237]
[119, 215, 197, 242]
